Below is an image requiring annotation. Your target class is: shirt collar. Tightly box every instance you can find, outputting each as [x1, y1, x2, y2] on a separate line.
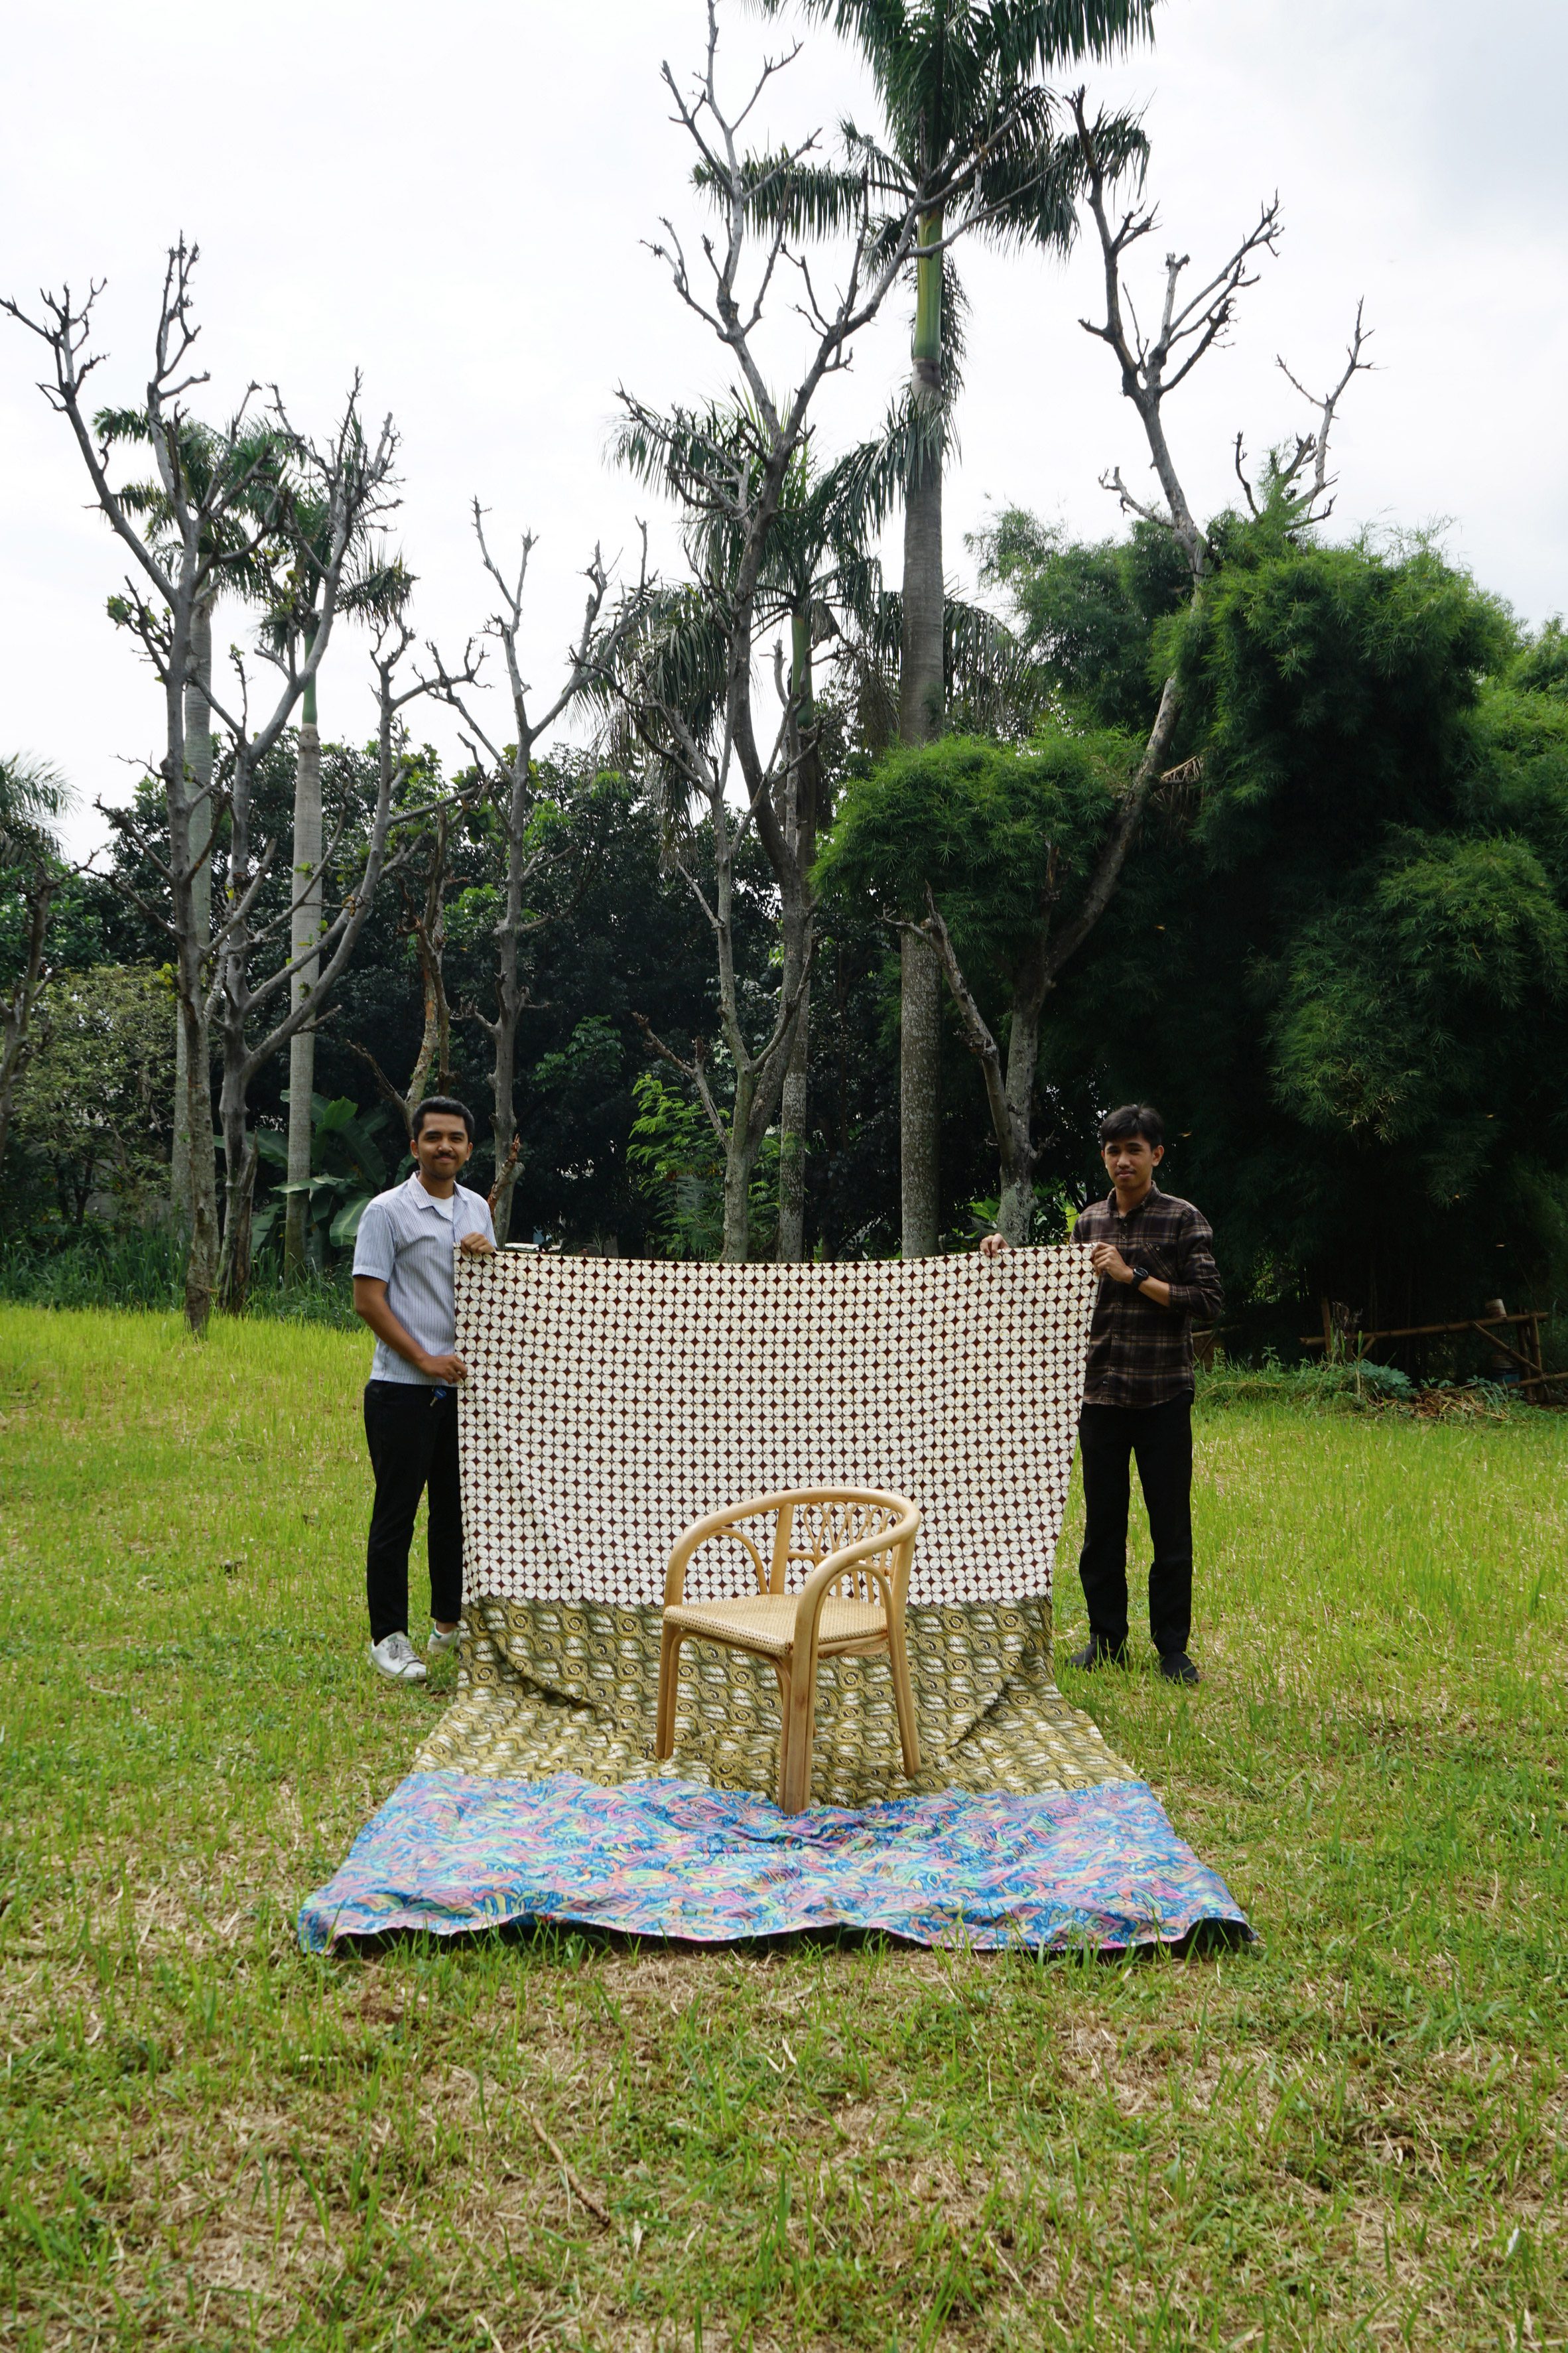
[1108, 1182, 1161, 1223]
[406, 1172, 456, 1221]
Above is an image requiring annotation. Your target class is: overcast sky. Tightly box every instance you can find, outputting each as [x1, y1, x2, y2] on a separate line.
[4, 0, 1563, 857]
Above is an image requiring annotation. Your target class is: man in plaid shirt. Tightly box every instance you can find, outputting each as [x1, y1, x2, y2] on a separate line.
[985, 1101, 1222, 1684]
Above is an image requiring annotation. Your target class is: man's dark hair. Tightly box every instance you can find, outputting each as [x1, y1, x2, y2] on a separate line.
[410, 1095, 476, 1141]
[1098, 1102, 1164, 1150]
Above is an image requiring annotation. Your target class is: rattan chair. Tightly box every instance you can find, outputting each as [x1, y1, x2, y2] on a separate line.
[654, 1487, 921, 1812]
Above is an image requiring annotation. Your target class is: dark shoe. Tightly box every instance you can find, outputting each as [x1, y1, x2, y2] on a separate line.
[1159, 1650, 1200, 1686]
[1069, 1636, 1129, 1672]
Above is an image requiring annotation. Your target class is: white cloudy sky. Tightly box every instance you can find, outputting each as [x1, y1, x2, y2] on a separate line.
[3, 0, 1563, 856]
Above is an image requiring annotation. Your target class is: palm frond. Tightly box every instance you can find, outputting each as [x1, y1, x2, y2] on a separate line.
[0, 753, 73, 850]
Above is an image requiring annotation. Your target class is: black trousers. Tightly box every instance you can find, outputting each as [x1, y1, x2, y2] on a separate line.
[1077, 1397, 1193, 1657]
[363, 1380, 464, 1645]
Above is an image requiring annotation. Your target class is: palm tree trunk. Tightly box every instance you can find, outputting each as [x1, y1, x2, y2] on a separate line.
[777, 609, 817, 1262]
[899, 444, 945, 744]
[898, 210, 946, 1259]
[172, 595, 215, 1227]
[899, 929, 942, 1255]
[486, 724, 547, 1247]
[217, 1048, 259, 1313]
[283, 645, 322, 1275]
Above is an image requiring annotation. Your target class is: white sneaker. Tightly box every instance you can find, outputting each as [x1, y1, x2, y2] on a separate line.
[369, 1632, 428, 1683]
[427, 1623, 461, 1658]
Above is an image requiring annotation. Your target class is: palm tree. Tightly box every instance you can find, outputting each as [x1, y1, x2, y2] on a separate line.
[750, 0, 1153, 1251]
[615, 404, 899, 1254]
[0, 754, 73, 1175]
[97, 409, 287, 1225]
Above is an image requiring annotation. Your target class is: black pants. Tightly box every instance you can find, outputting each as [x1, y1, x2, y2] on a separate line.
[363, 1380, 464, 1645]
[1077, 1397, 1193, 1657]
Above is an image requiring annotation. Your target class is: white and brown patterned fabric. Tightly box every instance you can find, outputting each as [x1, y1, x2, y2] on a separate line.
[454, 1248, 1097, 1609]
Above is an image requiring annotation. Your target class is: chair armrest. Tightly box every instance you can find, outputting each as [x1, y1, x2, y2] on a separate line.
[663, 1491, 805, 1604]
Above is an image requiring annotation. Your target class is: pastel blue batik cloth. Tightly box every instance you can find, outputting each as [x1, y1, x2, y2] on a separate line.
[298, 1771, 1250, 1954]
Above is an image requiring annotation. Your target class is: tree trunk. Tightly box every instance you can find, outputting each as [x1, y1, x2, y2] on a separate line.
[490, 1010, 519, 1246]
[897, 210, 947, 1258]
[899, 928, 942, 1257]
[488, 730, 536, 1248]
[172, 596, 215, 1227]
[283, 662, 322, 1276]
[996, 976, 1045, 1246]
[722, 1067, 757, 1263]
[164, 610, 221, 1336]
[776, 978, 810, 1262]
[777, 609, 816, 1263]
[217, 1057, 258, 1315]
[899, 444, 945, 749]
[179, 982, 220, 1333]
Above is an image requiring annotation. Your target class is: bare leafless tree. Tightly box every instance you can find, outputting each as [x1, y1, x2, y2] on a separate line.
[2, 241, 421, 1329]
[203, 620, 473, 1309]
[910, 103, 1370, 1241]
[423, 507, 619, 1244]
[349, 801, 472, 1131]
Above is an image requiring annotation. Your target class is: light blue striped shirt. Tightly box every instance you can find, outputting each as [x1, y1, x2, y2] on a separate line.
[352, 1172, 496, 1384]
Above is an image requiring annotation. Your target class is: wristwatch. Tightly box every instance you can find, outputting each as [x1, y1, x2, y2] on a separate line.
[1129, 1266, 1153, 1294]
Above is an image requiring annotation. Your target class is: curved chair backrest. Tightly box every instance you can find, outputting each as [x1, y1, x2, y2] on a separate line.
[767, 1487, 917, 1603]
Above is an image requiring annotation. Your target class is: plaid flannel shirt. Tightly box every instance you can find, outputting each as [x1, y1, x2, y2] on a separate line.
[1075, 1185, 1223, 1409]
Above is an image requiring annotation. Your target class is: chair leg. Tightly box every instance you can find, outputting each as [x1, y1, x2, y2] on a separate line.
[887, 1621, 921, 1779]
[773, 1662, 793, 1809]
[781, 1641, 819, 1813]
[655, 1623, 684, 1761]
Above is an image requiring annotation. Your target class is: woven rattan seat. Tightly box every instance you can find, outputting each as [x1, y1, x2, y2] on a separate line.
[664, 1593, 889, 1659]
[655, 1487, 921, 1812]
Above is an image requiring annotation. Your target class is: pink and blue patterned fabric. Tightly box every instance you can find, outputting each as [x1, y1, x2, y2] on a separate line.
[297, 1771, 1250, 1953]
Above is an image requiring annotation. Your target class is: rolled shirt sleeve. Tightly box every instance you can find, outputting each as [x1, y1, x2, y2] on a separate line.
[1165, 1209, 1224, 1326]
[352, 1196, 397, 1284]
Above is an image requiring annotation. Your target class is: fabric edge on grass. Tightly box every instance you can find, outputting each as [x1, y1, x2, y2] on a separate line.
[297, 1769, 1251, 1956]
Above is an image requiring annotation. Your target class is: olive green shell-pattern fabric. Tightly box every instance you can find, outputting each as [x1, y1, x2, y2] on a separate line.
[417, 1597, 1132, 1806]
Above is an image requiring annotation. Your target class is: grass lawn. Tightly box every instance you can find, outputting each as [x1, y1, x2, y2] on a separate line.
[1, 1304, 1565, 2351]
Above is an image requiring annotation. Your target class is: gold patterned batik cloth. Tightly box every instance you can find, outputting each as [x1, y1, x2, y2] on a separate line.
[417, 1598, 1132, 1807]
[439, 1251, 1118, 1806]
[452, 1250, 1098, 1609]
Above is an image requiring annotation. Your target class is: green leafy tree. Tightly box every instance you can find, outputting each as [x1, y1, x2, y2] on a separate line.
[1041, 528, 1568, 1331]
[9, 965, 174, 1229]
[819, 727, 1126, 1238]
[974, 507, 1190, 728]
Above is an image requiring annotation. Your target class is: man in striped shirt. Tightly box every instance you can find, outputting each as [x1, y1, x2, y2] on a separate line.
[352, 1097, 495, 1683]
[983, 1101, 1222, 1685]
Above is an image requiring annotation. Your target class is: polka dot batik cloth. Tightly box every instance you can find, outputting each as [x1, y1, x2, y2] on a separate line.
[451, 1246, 1098, 1608]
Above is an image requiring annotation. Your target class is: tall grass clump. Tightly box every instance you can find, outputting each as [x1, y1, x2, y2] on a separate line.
[0, 1231, 358, 1327]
